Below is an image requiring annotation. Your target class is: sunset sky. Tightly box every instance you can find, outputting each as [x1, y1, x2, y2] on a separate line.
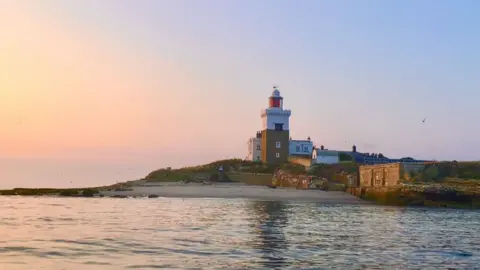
[1, 0, 479, 188]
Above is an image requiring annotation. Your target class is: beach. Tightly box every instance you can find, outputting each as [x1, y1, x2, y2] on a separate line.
[101, 182, 368, 203]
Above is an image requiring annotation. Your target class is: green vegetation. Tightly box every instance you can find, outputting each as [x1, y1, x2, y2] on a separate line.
[307, 162, 358, 186]
[208, 172, 232, 182]
[145, 159, 272, 182]
[409, 162, 480, 182]
[81, 189, 99, 197]
[145, 159, 306, 183]
[338, 153, 353, 162]
[59, 190, 79, 197]
[308, 162, 358, 176]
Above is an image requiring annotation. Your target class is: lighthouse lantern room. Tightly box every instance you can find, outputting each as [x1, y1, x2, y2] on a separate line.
[268, 86, 283, 108]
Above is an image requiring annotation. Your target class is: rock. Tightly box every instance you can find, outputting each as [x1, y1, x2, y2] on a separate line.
[111, 195, 128, 198]
[148, 194, 159, 198]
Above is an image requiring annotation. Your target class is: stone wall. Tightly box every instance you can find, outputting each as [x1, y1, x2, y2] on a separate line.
[359, 163, 428, 187]
[287, 155, 313, 168]
[272, 169, 326, 189]
[359, 163, 401, 187]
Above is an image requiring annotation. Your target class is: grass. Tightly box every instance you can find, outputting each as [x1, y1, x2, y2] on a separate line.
[410, 161, 480, 182]
[144, 159, 306, 183]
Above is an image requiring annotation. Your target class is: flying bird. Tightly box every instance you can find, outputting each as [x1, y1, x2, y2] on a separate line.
[422, 117, 427, 123]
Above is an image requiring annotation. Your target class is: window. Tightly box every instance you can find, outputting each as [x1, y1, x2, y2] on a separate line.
[296, 146, 300, 152]
[303, 146, 309, 152]
[256, 145, 261, 150]
[274, 123, 283, 131]
[276, 153, 280, 158]
[257, 156, 260, 160]
[276, 141, 281, 148]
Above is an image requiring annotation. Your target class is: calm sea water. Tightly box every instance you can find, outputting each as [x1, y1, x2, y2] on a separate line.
[0, 197, 479, 270]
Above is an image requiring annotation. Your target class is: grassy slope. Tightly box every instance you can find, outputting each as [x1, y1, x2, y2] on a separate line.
[144, 159, 306, 184]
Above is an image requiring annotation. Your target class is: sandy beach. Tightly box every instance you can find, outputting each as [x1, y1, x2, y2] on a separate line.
[101, 182, 368, 204]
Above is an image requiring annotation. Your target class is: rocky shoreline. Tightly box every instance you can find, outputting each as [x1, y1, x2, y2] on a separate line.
[347, 184, 480, 208]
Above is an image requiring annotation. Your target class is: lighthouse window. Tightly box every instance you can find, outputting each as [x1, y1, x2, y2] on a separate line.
[276, 153, 280, 158]
[276, 141, 281, 148]
[274, 123, 283, 131]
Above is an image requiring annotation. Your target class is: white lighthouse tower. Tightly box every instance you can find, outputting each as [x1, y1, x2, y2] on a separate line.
[259, 86, 291, 164]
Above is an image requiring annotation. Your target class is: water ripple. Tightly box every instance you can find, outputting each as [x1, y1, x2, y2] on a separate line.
[0, 197, 479, 269]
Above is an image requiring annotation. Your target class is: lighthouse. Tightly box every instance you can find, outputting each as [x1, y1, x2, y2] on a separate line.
[260, 86, 291, 164]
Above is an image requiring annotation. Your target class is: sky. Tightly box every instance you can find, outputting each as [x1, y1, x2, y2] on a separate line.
[1, 0, 479, 188]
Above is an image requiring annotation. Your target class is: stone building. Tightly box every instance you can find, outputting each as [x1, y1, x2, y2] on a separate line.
[359, 162, 426, 187]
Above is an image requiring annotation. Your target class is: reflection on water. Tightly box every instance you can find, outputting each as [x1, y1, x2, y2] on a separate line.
[251, 201, 288, 269]
[0, 197, 479, 269]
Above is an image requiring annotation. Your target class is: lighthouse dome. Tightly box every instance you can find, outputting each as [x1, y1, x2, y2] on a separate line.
[271, 86, 281, 98]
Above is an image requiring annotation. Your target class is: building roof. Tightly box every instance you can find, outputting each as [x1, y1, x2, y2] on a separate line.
[314, 149, 339, 157]
[271, 86, 282, 98]
[290, 139, 313, 143]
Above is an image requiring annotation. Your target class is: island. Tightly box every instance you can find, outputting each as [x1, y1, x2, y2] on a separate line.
[1, 159, 479, 208]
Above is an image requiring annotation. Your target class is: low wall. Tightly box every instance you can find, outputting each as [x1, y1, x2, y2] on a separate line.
[272, 169, 327, 189]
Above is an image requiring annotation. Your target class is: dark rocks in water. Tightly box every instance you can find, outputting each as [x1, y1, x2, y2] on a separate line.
[59, 190, 79, 197]
[111, 195, 128, 198]
[148, 194, 159, 198]
[81, 189, 98, 197]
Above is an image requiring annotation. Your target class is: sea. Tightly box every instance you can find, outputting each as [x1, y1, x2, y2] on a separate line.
[0, 196, 479, 270]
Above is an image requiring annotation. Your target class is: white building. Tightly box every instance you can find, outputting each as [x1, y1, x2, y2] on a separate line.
[312, 149, 340, 164]
[289, 138, 313, 156]
[246, 132, 262, 162]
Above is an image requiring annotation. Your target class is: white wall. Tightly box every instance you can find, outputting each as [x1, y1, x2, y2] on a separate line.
[246, 137, 262, 161]
[312, 149, 340, 164]
[314, 155, 340, 164]
[289, 140, 313, 156]
[261, 108, 291, 130]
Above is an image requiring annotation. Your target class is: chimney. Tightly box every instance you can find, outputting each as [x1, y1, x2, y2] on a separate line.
[320, 145, 324, 150]
[307, 136, 311, 141]
[352, 145, 357, 153]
